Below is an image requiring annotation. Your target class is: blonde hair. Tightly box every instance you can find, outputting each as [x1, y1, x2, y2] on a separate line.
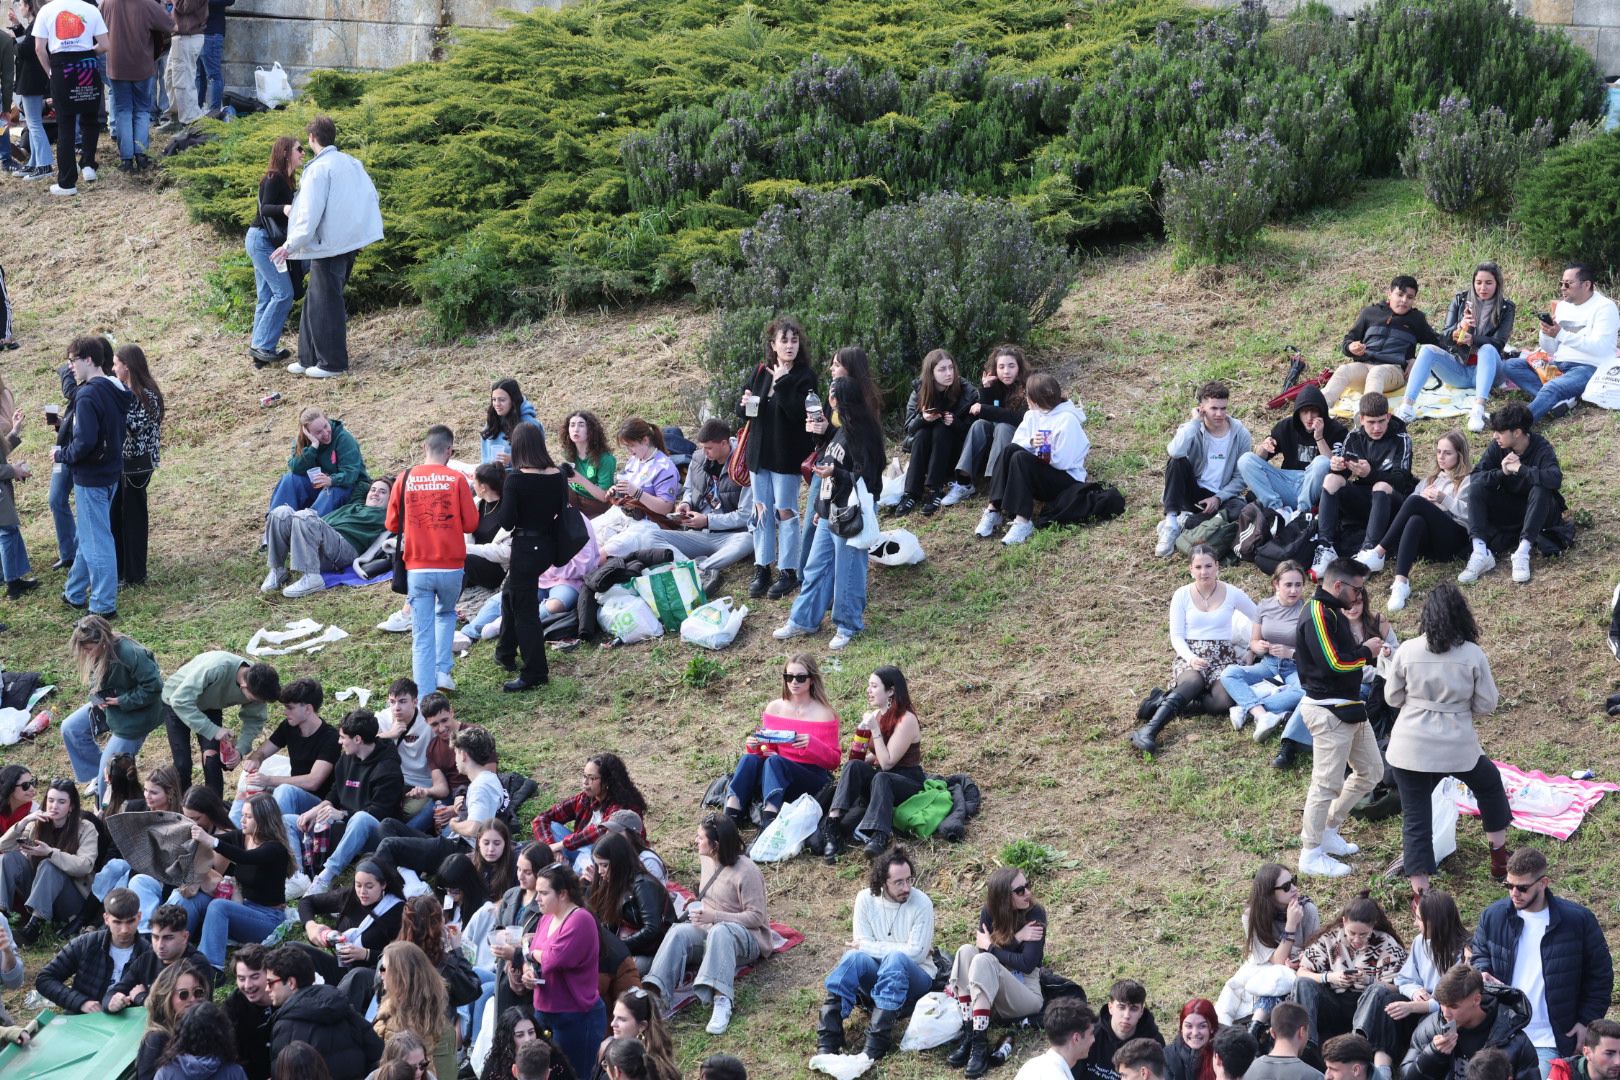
[375, 942, 449, 1051]
[1426, 429, 1472, 488]
[69, 616, 125, 696]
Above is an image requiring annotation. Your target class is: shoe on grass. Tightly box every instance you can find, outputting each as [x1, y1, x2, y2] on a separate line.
[974, 508, 1003, 538]
[282, 573, 325, 599]
[772, 621, 814, 641]
[1511, 550, 1531, 584]
[1253, 710, 1284, 742]
[1154, 515, 1182, 558]
[377, 607, 412, 632]
[1299, 846, 1351, 878]
[1457, 550, 1495, 584]
[1354, 547, 1385, 573]
[829, 629, 853, 651]
[1388, 578, 1412, 612]
[940, 481, 975, 506]
[1321, 827, 1360, 857]
[1001, 520, 1034, 546]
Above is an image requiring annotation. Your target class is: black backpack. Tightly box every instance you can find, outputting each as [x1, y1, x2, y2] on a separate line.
[1032, 481, 1126, 529]
[1253, 512, 1318, 574]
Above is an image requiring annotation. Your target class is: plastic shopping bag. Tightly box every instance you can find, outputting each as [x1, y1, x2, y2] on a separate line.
[898, 991, 964, 1051]
[631, 560, 707, 632]
[748, 792, 822, 863]
[877, 456, 905, 507]
[681, 597, 748, 650]
[1581, 356, 1620, 410]
[1432, 775, 1461, 866]
[869, 529, 925, 567]
[254, 62, 295, 109]
[845, 478, 881, 549]
[598, 585, 664, 644]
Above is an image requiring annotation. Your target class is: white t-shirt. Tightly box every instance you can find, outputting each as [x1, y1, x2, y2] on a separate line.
[1511, 906, 1555, 1048]
[36, 0, 106, 53]
[449, 770, 508, 844]
[1199, 429, 1234, 493]
[1015, 1048, 1076, 1080]
[108, 943, 134, 986]
[390, 711, 433, 789]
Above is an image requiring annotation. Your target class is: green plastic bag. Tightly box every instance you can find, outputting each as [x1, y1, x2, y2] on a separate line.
[893, 778, 952, 838]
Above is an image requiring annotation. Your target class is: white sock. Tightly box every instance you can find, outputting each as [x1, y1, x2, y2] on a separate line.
[1472, 539, 1489, 557]
[1515, 539, 1532, 557]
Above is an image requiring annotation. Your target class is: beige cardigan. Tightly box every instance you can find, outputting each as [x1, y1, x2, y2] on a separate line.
[1383, 634, 1499, 773]
[694, 853, 771, 955]
[0, 817, 100, 897]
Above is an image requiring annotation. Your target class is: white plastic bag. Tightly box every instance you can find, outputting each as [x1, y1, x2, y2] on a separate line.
[598, 585, 663, 644]
[809, 1052, 875, 1079]
[1432, 775, 1461, 866]
[844, 478, 881, 549]
[681, 597, 748, 650]
[877, 456, 905, 507]
[254, 62, 294, 109]
[748, 792, 822, 863]
[1580, 356, 1620, 410]
[869, 529, 925, 566]
[898, 991, 963, 1051]
[0, 707, 29, 746]
[235, 753, 290, 800]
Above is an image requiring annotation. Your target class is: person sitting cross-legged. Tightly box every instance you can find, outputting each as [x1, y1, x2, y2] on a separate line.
[1324, 275, 1443, 408]
[639, 419, 754, 593]
[1455, 403, 1567, 588]
[296, 708, 404, 893]
[262, 476, 391, 598]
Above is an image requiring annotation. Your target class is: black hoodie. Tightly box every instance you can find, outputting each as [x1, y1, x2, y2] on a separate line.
[329, 738, 404, 822]
[270, 983, 383, 1080]
[1338, 414, 1416, 496]
[1342, 301, 1443, 366]
[1262, 384, 1348, 471]
[1084, 1004, 1166, 1080]
[1400, 985, 1540, 1080]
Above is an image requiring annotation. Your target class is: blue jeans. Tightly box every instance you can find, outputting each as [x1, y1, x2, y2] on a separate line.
[108, 78, 153, 161]
[797, 473, 823, 571]
[21, 95, 52, 169]
[539, 999, 606, 1080]
[0, 524, 31, 582]
[233, 782, 321, 832]
[409, 569, 463, 694]
[466, 966, 497, 1044]
[751, 469, 802, 572]
[63, 482, 117, 614]
[1536, 1047, 1558, 1079]
[93, 858, 131, 901]
[1405, 343, 1501, 403]
[245, 226, 295, 352]
[61, 704, 146, 800]
[268, 471, 353, 517]
[199, 898, 286, 970]
[1501, 358, 1596, 421]
[1218, 656, 1304, 717]
[196, 34, 224, 112]
[316, 811, 383, 884]
[49, 464, 75, 562]
[824, 949, 933, 1014]
[466, 584, 577, 638]
[1237, 453, 1332, 513]
[786, 516, 868, 636]
[727, 753, 830, 812]
[129, 877, 213, 934]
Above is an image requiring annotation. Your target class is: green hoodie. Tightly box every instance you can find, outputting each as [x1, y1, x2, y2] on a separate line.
[97, 636, 166, 739]
[286, 419, 370, 495]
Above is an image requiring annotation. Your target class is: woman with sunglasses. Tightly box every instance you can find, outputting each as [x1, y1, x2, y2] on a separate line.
[374, 942, 453, 1080]
[1271, 585, 1397, 771]
[532, 753, 648, 870]
[821, 665, 922, 860]
[136, 957, 215, 1080]
[722, 653, 842, 833]
[1215, 863, 1321, 1025]
[943, 867, 1047, 1077]
[370, 1032, 435, 1080]
[0, 766, 37, 835]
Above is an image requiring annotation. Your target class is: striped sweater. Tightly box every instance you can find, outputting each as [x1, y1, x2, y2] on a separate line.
[1296, 588, 1374, 701]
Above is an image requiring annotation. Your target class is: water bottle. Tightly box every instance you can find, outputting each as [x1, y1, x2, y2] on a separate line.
[990, 1035, 1014, 1065]
[805, 390, 823, 423]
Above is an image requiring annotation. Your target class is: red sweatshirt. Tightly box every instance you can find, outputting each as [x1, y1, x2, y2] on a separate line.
[387, 464, 479, 571]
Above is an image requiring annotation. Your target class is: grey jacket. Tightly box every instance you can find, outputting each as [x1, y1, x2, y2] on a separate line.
[285, 146, 384, 260]
[1167, 415, 1253, 502]
[677, 442, 753, 533]
[0, 433, 24, 530]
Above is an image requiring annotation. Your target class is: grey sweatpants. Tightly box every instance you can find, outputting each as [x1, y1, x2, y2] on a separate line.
[642, 920, 762, 1004]
[266, 505, 360, 576]
[956, 418, 1016, 480]
[643, 528, 755, 573]
[0, 851, 86, 921]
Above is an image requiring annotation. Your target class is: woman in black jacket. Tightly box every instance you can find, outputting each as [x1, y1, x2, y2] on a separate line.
[245, 136, 304, 367]
[776, 370, 885, 652]
[895, 349, 979, 516]
[942, 345, 1028, 507]
[943, 866, 1048, 1077]
[293, 856, 405, 983]
[10, 0, 53, 180]
[584, 832, 671, 975]
[111, 344, 164, 586]
[496, 422, 568, 693]
[737, 315, 817, 601]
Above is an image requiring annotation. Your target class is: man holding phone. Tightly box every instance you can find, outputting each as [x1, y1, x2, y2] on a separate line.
[639, 419, 754, 593]
[1311, 392, 1415, 580]
[1500, 263, 1619, 423]
[1400, 965, 1539, 1080]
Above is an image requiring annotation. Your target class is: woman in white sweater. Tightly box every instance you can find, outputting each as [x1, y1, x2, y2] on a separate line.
[1354, 431, 1472, 612]
[972, 373, 1091, 546]
[1384, 584, 1511, 899]
[1131, 544, 1258, 754]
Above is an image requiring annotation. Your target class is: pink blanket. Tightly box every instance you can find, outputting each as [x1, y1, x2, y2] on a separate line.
[1454, 760, 1619, 840]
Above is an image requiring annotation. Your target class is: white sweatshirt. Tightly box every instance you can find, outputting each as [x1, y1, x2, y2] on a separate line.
[1013, 399, 1090, 481]
[852, 887, 937, 976]
[1540, 288, 1619, 367]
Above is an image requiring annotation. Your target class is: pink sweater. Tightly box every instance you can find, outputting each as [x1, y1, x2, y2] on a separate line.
[749, 712, 841, 771]
[530, 906, 601, 1014]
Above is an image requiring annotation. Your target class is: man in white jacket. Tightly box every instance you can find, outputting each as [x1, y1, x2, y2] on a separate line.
[1501, 263, 1619, 422]
[817, 845, 936, 1062]
[273, 114, 385, 380]
[975, 372, 1092, 546]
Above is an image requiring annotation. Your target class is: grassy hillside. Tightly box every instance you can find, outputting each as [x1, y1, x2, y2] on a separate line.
[0, 175, 1616, 1077]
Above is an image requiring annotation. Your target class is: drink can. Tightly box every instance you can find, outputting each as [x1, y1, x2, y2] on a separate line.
[1037, 429, 1053, 460]
[261, 392, 282, 407]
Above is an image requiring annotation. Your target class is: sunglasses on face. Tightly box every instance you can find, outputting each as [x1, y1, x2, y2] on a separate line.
[1012, 883, 1030, 896]
[1506, 880, 1542, 894]
[16, 780, 34, 790]
[265, 977, 283, 988]
[1274, 879, 1296, 892]
[783, 672, 811, 683]
[174, 988, 202, 1002]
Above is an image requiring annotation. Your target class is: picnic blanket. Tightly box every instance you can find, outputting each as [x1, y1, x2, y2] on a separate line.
[319, 566, 388, 590]
[1331, 383, 1476, 420]
[662, 880, 804, 1013]
[105, 811, 214, 888]
[1454, 760, 1619, 840]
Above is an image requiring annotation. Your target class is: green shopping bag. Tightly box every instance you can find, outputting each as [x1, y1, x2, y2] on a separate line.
[893, 778, 953, 838]
[630, 560, 708, 632]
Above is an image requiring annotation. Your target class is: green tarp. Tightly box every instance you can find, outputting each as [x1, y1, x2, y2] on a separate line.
[0, 1007, 146, 1079]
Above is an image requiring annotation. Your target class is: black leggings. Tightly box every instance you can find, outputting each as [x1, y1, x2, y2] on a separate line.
[1390, 755, 1510, 878]
[905, 423, 966, 497]
[1171, 671, 1233, 714]
[1376, 493, 1469, 578]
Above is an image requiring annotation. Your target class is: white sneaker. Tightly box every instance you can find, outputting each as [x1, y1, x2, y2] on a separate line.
[80, 166, 97, 183]
[706, 994, 734, 1035]
[1321, 827, 1360, 857]
[377, 607, 412, 632]
[1457, 549, 1496, 584]
[1230, 705, 1248, 731]
[772, 621, 814, 641]
[305, 366, 344, 379]
[1393, 400, 1417, 424]
[260, 568, 288, 593]
[48, 184, 77, 196]
[1388, 578, 1412, 612]
[1253, 710, 1284, 742]
[1511, 549, 1531, 584]
[1277, 505, 1303, 526]
[286, 361, 307, 375]
[282, 573, 325, 599]
[1299, 846, 1352, 878]
[1311, 543, 1335, 580]
[829, 630, 853, 651]
[1467, 402, 1487, 433]
[940, 481, 976, 507]
[452, 631, 473, 654]
[1001, 520, 1035, 546]
[1354, 548, 1385, 573]
[1154, 515, 1182, 558]
[437, 674, 456, 692]
[974, 508, 1003, 539]
[308, 874, 334, 896]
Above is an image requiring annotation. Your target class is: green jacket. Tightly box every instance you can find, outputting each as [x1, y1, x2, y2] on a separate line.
[99, 637, 165, 739]
[161, 651, 269, 747]
[285, 419, 370, 494]
[322, 500, 387, 552]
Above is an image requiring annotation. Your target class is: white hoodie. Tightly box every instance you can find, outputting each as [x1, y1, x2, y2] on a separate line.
[1540, 287, 1619, 367]
[1012, 398, 1090, 482]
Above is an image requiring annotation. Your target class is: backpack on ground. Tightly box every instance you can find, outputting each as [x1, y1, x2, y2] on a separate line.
[1253, 513, 1318, 574]
[1033, 481, 1126, 529]
[1175, 513, 1239, 562]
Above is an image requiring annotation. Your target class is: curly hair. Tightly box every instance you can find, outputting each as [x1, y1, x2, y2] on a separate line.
[159, 1001, 236, 1068]
[1418, 583, 1480, 654]
[588, 753, 647, 817]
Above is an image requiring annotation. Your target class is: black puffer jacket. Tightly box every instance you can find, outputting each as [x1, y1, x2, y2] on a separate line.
[1342, 301, 1442, 366]
[1400, 985, 1539, 1080]
[270, 984, 383, 1080]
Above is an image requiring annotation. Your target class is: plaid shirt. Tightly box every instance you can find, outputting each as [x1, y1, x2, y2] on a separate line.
[1300, 927, 1408, 988]
[35, 929, 153, 1013]
[531, 790, 634, 852]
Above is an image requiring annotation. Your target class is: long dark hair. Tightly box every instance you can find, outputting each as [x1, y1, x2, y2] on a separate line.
[264, 135, 299, 186]
[1245, 863, 1294, 951]
[399, 893, 448, 968]
[243, 792, 299, 875]
[871, 665, 915, 728]
[510, 421, 554, 470]
[114, 343, 165, 417]
[829, 346, 883, 420]
[612, 988, 676, 1075]
[482, 1006, 537, 1080]
[37, 780, 83, 854]
[1313, 893, 1404, 951]
[589, 752, 647, 816]
[159, 1001, 237, 1067]
[1418, 583, 1480, 654]
[436, 852, 492, 916]
[0, 765, 33, 809]
[916, 348, 964, 412]
[482, 378, 528, 440]
[828, 375, 883, 474]
[181, 785, 235, 834]
[563, 410, 610, 463]
[272, 1041, 333, 1080]
[585, 831, 654, 930]
[1418, 891, 1469, 973]
[105, 753, 141, 815]
[982, 344, 1029, 410]
[984, 866, 1033, 948]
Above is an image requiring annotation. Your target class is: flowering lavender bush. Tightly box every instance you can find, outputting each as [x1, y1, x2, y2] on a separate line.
[694, 190, 1075, 411]
[1400, 97, 1553, 215]
[1158, 127, 1289, 264]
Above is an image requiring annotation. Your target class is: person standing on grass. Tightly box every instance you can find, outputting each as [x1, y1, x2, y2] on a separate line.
[8, 0, 58, 184]
[164, 0, 204, 126]
[34, 0, 107, 196]
[388, 424, 479, 696]
[737, 315, 816, 601]
[1155, 381, 1252, 557]
[275, 114, 384, 380]
[60, 339, 133, 619]
[246, 136, 304, 368]
[192, 0, 230, 117]
[60, 615, 164, 807]
[162, 651, 281, 797]
[100, 0, 168, 173]
[111, 343, 163, 587]
[494, 421, 568, 694]
[0, 397, 38, 602]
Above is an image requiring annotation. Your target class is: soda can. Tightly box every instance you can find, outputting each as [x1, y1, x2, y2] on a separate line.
[261, 392, 283, 407]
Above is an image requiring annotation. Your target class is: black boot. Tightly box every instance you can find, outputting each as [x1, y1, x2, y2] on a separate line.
[816, 996, 846, 1054]
[964, 1031, 992, 1078]
[863, 831, 890, 857]
[1270, 738, 1303, 770]
[6, 578, 40, 600]
[863, 1008, 898, 1061]
[758, 808, 778, 832]
[766, 568, 799, 600]
[724, 805, 747, 830]
[748, 565, 773, 598]
[822, 817, 848, 862]
[15, 915, 45, 946]
[945, 1028, 975, 1068]
[1130, 691, 1187, 754]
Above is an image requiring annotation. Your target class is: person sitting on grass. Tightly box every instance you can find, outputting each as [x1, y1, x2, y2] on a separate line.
[266, 407, 370, 519]
[1356, 891, 1468, 1071]
[895, 348, 980, 517]
[583, 831, 673, 978]
[531, 752, 647, 869]
[1293, 895, 1408, 1050]
[265, 943, 385, 1079]
[944, 866, 1048, 1079]
[1114, 1039, 1171, 1080]
[1214, 1029, 1261, 1080]
[722, 652, 841, 833]
[1499, 262, 1619, 424]
[1353, 431, 1472, 613]
[1398, 965, 1540, 1080]
[295, 708, 405, 892]
[1016, 999, 1099, 1080]
[1549, 1020, 1620, 1080]
[562, 409, 618, 517]
[374, 725, 509, 892]
[33, 886, 149, 1013]
[591, 418, 681, 551]
[1155, 380, 1253, 558]
[1395, 263, 1516, 433]
[1246, 1002, 1323, 1080]
[1311, 392, 1416, 580]
[1219, 560, 1306, 742]
[0, 778, 99, 943]
[820, 666, 924, 860]
[195, 794, 298, 973]
[235, 677, 340, 833]
[640, 418, 755, 593]
[290, 857, 406, 983]
[1216, 863, 1321, 1026]
[1237, 384, 1346, 523]
[106, 901, 202, 1012]
[1323, 276, 1443, 409]
[1087, 980, 1166, 1080]
[481, 378, 541, 465]
[375, 677, 441, 835]
[463, 463, 511, 591]
[262, 476, 391, 598]
[973, 372, 1092, 546]
[1456, 403, 1568, 588]
[1166, 999, 1218, 1080]
[942, 343, 1029, 508]
[1321, 1035, 1382, 1080]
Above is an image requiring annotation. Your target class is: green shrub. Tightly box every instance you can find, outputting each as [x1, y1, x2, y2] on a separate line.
[1514, 130, 1620, 280]
[1349, 0, 1601, 175]
[694, 189, 1075, 412]
[1159, 127, 1288, 265]
[1400, 96, 1553, 216]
